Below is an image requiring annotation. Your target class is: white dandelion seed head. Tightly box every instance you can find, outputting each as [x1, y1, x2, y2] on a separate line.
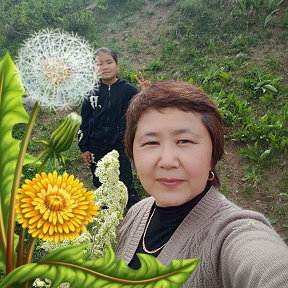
[16, 28, 98, 110]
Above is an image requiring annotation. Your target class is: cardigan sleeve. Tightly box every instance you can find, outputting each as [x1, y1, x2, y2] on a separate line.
[219, 216, 288, 287]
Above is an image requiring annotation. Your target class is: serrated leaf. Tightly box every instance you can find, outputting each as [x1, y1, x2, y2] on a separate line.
[1, 245, 199, 288]
[0, 51, 36, 272]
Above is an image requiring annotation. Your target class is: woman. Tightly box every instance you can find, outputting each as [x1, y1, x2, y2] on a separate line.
[116, 80, 288, 287]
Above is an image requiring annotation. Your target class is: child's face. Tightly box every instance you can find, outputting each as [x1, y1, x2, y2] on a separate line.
[95, 52, 120, 85]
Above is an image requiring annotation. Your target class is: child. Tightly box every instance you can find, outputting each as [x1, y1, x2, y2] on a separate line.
[78, 47, 149, 209]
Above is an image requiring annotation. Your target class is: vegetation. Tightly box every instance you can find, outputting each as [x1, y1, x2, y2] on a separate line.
[1, 0, 287, 243]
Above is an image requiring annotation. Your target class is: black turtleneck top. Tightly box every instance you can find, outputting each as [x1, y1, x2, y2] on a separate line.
[128, 184, 211, 270]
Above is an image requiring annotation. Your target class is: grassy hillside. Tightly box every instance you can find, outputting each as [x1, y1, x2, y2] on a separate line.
[5, 0, 288, 240]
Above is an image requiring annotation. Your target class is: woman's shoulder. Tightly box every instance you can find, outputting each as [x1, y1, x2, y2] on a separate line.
[199, 187, 282, 244]
[204, 187, 272, 224]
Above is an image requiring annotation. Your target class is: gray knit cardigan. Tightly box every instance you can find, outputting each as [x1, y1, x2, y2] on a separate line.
[116, 186, 288, 287]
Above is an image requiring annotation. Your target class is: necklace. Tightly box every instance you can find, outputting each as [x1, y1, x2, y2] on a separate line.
[142, 208, 166, 254]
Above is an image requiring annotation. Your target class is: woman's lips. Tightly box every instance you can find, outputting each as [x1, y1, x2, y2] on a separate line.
[157, 178, 183, 188]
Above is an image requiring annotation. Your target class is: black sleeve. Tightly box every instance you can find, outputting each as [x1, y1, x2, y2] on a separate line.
[78, 97, 93, 152]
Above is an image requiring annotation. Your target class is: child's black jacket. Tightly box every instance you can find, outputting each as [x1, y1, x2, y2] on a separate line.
[78, 78, 139, 152]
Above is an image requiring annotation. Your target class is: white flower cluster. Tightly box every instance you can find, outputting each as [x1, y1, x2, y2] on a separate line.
[90, 150, 128, 258]
[32, 278, 51, 288]
[40, 231, 92, 253]
[95, 149, 120, 185]
[32, 279, 70, 288]
[16, 29, 97, 110]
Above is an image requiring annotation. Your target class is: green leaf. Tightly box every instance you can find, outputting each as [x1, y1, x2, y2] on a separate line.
[259, 149, 271, 161]
[1, 245, 200, 288]
[267, 216, 279, 225]
[263, 84, 277, 93]
[0, 51, 36, 271]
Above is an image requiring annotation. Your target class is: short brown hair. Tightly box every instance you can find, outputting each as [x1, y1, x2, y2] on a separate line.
[125, 80, 224, 186]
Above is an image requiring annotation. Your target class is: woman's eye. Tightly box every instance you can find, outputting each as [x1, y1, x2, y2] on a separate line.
[143, 141, 159, 146]
[178, 139, 191, 144]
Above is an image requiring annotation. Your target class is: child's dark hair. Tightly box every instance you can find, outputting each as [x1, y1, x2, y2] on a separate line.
[94, 47, 118, 63]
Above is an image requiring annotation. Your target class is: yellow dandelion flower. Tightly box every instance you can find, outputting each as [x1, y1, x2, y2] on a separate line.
[16, 171, 99, 242]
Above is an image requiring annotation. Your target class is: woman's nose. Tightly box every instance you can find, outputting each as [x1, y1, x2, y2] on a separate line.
[158, 145, 179, 169]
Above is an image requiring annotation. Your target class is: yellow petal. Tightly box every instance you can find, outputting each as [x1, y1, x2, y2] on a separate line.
[43, 222, 50, 234]
[54, 233, 59, 242]
[42, 233, 49, 241]
[62, 172, 68, 182]
[33, 185, 41, 192]
[69, 218, 80, 227]
[57, 223, 63, 233]
[49, 213, 53, 223]
[21, 198, 32, 203]
[52, 214, 57, 225]
[20, 203, 31, 208]
[57, 213, 64, 224]
[28, 214, 42, 224]
[66, 175, 74, 185]
[43, 210, 50, 220]
[37, 218, 45, 228]
[24, 179, 34, 185]
[56, 175, 62, 187]
[69, 233, 75, 241]
[80, 224, 87, 232]
[49, 225, 55, 235]
[32, 229, 40, 238]
[22, 207, 34, 213]
[52, 171, 58, 183]
[75, 207, 89, 213]
[66, 221, 75, 232]
[25, 210, 39, 218]
[62, 223, 69, 233]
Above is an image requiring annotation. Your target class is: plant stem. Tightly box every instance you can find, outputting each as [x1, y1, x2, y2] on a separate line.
[37, 153, 50, 174]
[22, 237, 37, 288]
[16, 227, 25, 268]
[24, 237, 36, 265]
[6, 101, 40, 275]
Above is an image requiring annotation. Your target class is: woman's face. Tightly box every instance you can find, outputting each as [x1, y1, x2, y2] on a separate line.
[95, 52, 119, 85]
[133, 108, 213, 207]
